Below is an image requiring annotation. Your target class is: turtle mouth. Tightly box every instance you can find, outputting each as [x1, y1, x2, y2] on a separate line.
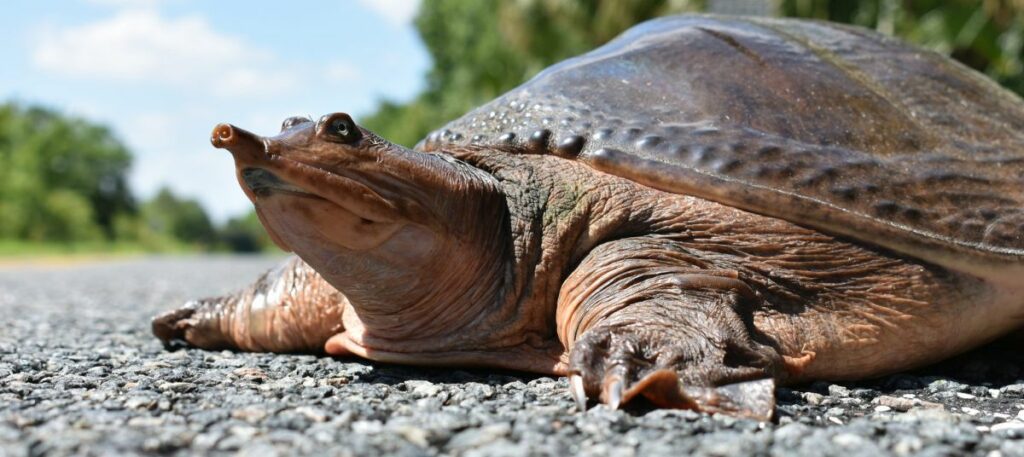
[241, 167, 320, 199]
[242, 159, 405, 226]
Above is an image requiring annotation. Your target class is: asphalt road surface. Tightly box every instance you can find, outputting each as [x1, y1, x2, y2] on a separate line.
[3, 256, 1024, 456]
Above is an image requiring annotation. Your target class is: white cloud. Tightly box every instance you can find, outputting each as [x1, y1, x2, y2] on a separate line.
[22, 4, 429, 221]
[32, 10, 296, 98]
[356, 0, 420, 26]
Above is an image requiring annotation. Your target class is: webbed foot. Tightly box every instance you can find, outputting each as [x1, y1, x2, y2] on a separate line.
[152, 298, 234, 350]
[566, 316, 778, 420]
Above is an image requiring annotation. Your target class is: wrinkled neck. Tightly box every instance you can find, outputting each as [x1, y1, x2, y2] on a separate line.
[447, 148, 670, 347]
[332, 160, 515, 344]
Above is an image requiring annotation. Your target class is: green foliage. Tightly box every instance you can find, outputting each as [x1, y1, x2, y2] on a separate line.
[37, 190, 104, 242]
[0, 239, 152, 257]
[140, 187, 218, 248]
[109, 212, 183, 252]
[219, 211, 276, 253]
[0, 101, 279, 255]
[0, 103, 134, 241]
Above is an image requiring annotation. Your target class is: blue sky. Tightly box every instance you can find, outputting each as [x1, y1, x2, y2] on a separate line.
[0, 0, 429, 221]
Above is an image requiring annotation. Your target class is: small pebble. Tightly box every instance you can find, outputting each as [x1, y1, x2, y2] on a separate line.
[828, 385, 850, 397]
[803, 392, 825, 405]
[875, 395, 915, 412]
[1001, 384, 1024, 397]
[992, 422, 1024, 433]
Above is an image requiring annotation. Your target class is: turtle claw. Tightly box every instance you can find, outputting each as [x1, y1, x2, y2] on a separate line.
[569, 374, 588, 411]
[605, 378, 624, 410]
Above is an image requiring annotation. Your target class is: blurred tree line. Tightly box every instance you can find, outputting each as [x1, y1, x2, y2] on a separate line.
[0, 103, 274, 253]
[364, 0, 1024, 147]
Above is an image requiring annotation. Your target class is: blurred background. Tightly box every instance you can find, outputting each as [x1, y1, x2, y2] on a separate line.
[1, 0, 1022, 258]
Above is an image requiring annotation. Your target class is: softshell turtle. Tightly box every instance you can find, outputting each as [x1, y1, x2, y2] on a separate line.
[152, 15, 1024, 420]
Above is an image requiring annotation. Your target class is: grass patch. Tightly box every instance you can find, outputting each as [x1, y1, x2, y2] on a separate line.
[0, 239, 200, 259]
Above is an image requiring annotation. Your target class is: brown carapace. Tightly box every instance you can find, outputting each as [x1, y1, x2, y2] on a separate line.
[153, 15, 1024, 421]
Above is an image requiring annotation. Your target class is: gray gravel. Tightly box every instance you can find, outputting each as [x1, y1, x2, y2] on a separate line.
[3, 256, 1024, 456]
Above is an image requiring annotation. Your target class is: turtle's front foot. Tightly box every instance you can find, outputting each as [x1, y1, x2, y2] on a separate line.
[152, 303, 194, 349]
[566, 311, 778, 419]
[152, 298, 234, 350]
[556, 237, 791, 419]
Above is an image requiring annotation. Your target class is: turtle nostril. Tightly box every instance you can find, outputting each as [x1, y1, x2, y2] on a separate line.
[211, 123, 236, 148]
[210, 123, 267, 162]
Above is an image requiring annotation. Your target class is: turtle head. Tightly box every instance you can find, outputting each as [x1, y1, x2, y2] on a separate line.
[211, 113, 509, 326]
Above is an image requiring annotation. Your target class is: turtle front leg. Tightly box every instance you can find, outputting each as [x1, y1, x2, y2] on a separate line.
[557, 238, 785, 420]
[152, 256, 347, 353]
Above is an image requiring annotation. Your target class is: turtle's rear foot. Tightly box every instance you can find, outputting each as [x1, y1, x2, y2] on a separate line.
[151, 256, 347, 353]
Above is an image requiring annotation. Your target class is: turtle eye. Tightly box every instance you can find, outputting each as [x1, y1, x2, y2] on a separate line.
[281, 116, 311, 131]
[316, 113, 361, 143]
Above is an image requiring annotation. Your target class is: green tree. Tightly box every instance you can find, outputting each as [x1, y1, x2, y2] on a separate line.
[35, 190, 104, 242]
[219, 210, 276, 253]
[141, 187, 218, 248]
[0, 103, 134, 241]
[0, 102, 275, 253]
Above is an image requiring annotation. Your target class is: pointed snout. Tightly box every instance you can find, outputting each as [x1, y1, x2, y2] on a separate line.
[211, 123, 266, 161]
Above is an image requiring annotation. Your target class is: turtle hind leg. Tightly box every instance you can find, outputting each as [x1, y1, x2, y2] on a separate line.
[152, 256, 347, 353]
